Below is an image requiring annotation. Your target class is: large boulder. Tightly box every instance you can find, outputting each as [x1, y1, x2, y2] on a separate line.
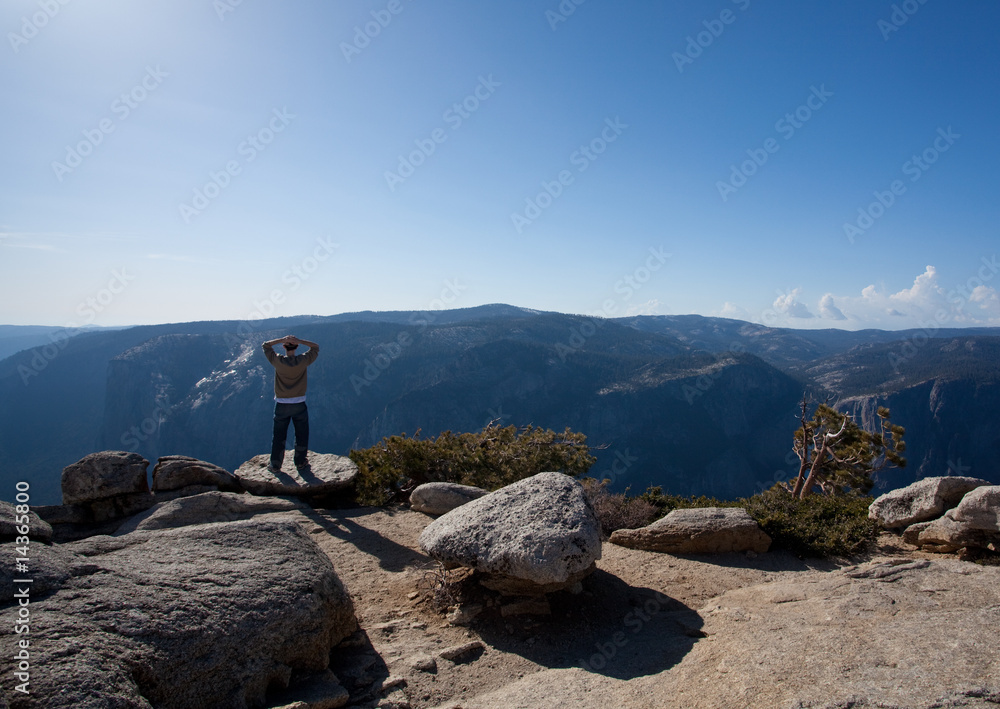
[419, 472, 601, 594]
[947, 485, 1000, 531]
[0, 500, 53, 542]
[114, 491, 306, 535]
[235, 451, 358, 499]
[151, 455, 241, 493]
[868, 476, 991, 529]
[0, 519, 356, 709]
[410, 482, 488, 515]
[55, 451, 156, 528]
[609, 507, 771, 554]
[916, 515, 999, 553]
[62, 450, 151, 505]
[914, 485, 1000, 553]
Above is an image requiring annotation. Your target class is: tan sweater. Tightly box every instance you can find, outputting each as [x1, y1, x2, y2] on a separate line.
[262, 344, 319, 399]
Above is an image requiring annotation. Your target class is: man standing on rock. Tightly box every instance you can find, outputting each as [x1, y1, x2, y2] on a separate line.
[262, 335, 319, 472]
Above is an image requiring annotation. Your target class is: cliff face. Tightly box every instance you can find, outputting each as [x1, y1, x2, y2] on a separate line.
[842, 377, 1000, 493]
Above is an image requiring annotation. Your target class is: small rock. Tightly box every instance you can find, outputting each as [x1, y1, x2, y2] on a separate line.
[438, 640, 486, 663]
[378, 688, 412, 709]
[409, 654, 437, 673]
[382, 676, 406, 690]
[902, 520, 933, 546]
[446, 603, 482, 625]
[372, 620, 405, 633]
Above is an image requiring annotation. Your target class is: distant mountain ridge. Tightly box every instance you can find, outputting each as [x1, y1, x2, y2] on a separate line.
[2, 305, 998, 505]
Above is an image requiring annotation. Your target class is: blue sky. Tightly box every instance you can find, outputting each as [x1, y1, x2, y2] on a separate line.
[2, 0, 998, 330]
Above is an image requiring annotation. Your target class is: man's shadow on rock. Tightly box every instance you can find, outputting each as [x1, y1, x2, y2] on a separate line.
[301, 507, 430, 573]
[474, 568, 704, 681]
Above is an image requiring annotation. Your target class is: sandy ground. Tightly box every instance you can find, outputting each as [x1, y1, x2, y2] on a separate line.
[285, 506, 926, 709]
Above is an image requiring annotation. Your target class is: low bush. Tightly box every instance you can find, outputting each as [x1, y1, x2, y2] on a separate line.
[742, 486, 880, 558]
[349, 423, 595, 507]
[582, 478, 657, 536]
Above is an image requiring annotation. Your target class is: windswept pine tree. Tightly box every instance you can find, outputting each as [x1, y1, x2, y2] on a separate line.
[789, 397, 906, 498]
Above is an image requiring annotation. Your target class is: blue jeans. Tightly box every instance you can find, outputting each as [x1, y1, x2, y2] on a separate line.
[271, 402, 309, 468]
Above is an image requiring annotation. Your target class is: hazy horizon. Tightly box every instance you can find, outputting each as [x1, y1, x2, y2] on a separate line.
[4, 300, 1000, 335]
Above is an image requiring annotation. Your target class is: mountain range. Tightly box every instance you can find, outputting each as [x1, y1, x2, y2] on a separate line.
[2, 304, 998, 505]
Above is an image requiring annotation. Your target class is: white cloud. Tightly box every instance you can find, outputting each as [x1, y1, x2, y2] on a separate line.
[725, 265, 1000, 330]
[819, 293, 846, 320]
[772, 288, 814, 318]
[624, 298, 663, 317]
[970, 285, 1000, 314]
[823, 265, 1000, 328]
[718, 302, 751, 320]
[888, 265, 942, 307]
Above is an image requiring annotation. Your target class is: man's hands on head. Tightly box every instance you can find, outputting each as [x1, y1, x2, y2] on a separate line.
[264, 335, 317, 349]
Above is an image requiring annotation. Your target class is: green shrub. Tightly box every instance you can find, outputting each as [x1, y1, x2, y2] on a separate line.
[742, 486, 880, 557]
[639, 484, 880, 558]
[349, 423, 595, 506]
